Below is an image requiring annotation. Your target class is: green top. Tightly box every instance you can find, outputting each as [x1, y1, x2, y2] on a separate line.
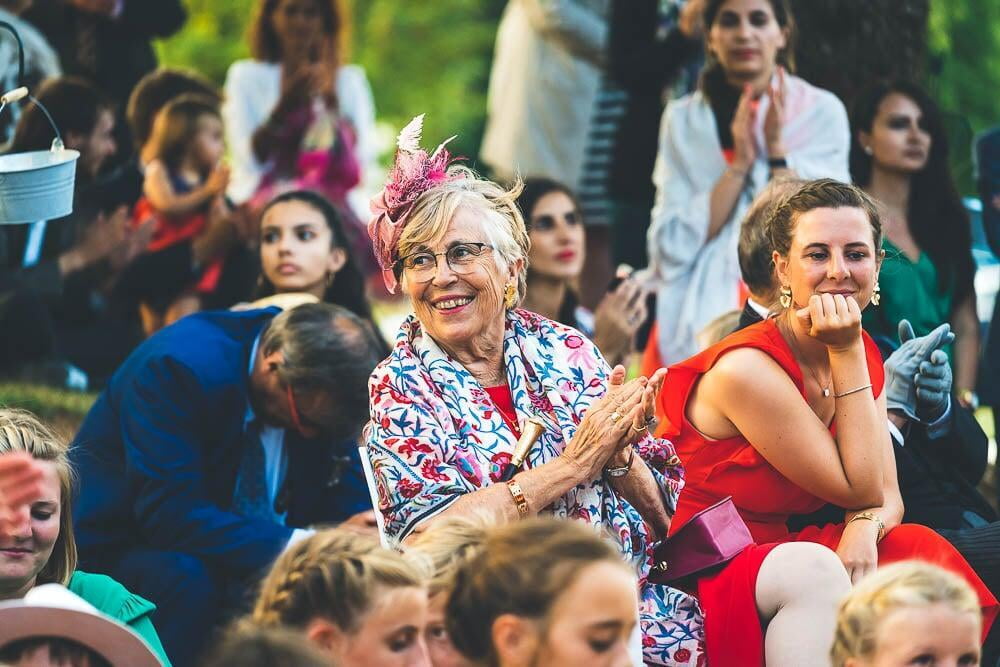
[863, 238, 955, 353]
[67, 570, 172, 666]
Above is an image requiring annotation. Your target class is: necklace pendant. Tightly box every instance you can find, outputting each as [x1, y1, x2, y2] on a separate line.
[823, 388, 831, 397]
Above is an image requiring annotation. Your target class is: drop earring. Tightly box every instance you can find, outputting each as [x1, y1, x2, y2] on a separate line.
[779, 286, 792, 309]
[504, 282, 517, 309]
[871, 281, 881, 306]
[863, 145, 873, 155]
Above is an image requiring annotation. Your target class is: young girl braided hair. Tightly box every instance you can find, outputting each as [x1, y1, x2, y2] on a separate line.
[832, 561, 982, 667]
[251, 529, 430, 667]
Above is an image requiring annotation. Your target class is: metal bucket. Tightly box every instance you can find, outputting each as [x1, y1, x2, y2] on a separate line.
[0, 148, 79, 224]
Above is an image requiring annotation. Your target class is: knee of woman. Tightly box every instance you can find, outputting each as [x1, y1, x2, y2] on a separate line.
[763, 542, 851, 603]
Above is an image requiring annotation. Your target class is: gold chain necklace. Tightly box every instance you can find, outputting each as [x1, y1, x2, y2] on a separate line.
[778, 315, 832, 398]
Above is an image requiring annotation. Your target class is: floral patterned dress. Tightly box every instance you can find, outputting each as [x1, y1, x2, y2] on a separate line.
[366, 309, 705, 665]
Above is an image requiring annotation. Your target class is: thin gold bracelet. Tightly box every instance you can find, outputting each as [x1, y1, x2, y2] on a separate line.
[834, 384, 872, 399]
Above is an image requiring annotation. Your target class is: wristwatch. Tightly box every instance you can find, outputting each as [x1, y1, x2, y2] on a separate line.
[604, 446, 635, 478]
[958, 389, 980, 411]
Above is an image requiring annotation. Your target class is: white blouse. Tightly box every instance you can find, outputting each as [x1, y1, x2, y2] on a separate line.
[222, 60, 377, 212]
[646, 73, 850, 364]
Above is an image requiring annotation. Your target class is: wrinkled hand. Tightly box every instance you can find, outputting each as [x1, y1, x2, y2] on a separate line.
[0, 453, 46, 533]
[763, 66, 786, 157]
[884, 320, 954, 422]
[563, 366, 646, 479]
[795, 293, 862, 351]
[592, 278, 647, 365]
[836, 518, 880, 584]
[731, 84, 758, 171]
[915, 349, 952, 423]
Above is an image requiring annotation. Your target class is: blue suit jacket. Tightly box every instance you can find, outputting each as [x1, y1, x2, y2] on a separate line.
[71, 308, 371, 576]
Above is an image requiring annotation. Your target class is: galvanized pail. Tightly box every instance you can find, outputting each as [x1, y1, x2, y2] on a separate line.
[0, 148, 79, 224]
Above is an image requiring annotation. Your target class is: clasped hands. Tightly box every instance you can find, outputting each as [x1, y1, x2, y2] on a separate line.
[562, 365, 665, 480]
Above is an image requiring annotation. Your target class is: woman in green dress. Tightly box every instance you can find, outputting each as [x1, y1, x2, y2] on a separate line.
[850, 80, 980, 408]
[0, 409, 170, 665]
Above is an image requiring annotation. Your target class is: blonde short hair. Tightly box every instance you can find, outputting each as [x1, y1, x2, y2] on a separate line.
[831, 561, 981, 666]
[396, 166, 530, 304]
[0, 409, 76, 586]
[406, 515, 490, 596]
[252, 528, 425, 632]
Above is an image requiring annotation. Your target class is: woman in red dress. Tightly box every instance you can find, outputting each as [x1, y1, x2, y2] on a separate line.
[657, 178, 998, 635]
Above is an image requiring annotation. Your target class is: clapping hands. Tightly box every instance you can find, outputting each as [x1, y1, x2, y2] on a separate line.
[0, 453, 46, 533]
[884, 320, 955, 424]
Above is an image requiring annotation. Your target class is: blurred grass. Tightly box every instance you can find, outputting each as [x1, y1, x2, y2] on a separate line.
[0, 383, 96, 437]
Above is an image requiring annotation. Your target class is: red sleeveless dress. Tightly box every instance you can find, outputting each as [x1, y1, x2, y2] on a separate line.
[657, 319, 998, 635]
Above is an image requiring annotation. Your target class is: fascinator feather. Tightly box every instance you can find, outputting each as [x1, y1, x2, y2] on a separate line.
[368, 114, 462, 292]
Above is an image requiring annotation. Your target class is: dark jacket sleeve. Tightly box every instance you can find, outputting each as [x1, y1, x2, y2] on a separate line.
[0, 226, 63, 298]
[941, 405, 990, 487]
[608, 0, 701, 91]
[118, 0, 187, 39]
[119, 355, 292, 576]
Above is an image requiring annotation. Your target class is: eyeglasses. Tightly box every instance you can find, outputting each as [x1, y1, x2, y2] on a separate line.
[394, 242, 494, 283]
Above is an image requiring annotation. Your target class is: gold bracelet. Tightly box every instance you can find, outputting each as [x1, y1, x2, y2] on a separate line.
[834, 384, 872, 399]
[848, 511, 885, 542]
[506, 479, 529, 518]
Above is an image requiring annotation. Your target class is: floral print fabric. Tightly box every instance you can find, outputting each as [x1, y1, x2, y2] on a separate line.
[366, 308, 705, 664]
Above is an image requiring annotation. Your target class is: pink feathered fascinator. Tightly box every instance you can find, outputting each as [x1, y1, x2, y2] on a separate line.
[368, 114, 462, 292]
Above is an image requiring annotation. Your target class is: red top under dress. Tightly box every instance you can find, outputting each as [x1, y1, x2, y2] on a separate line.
[657, 319, 998, 635]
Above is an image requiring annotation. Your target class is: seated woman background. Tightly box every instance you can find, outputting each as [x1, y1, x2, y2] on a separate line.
[850, 81, 979, 408]
[251, 528, 430, 667]
[657, 179, 996, 626]
[365, 116, 851, 666]
[446, 517, 637, 667]
[248, 189, 388, 352]
[832, 561, 982, 667]
[516, 178, 647, 368]
[0, 409, 169, 665]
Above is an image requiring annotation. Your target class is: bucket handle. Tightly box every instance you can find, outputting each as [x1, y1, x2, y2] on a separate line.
[0, 20, 63, 151]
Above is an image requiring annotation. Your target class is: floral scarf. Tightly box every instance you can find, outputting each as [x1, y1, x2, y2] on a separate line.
[366, 309, 705, 665]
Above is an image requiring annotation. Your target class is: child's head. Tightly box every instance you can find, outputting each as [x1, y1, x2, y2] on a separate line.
[832, 561, 981, 667]
[141, 94, 224, 173]
[126, 67, 222, 149]
[203, 623, 329, 667]
[252, 529, 430, 667]
[407, 516, 489, 667]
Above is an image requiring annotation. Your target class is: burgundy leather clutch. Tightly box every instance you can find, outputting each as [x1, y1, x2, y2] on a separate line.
[648, 496, 754, 584]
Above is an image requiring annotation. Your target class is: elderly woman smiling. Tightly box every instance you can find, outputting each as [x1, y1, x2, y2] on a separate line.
[365, 116, 851, 666]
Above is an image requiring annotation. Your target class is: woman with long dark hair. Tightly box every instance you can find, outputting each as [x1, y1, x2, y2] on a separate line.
[851, 80, 979, 407]
[645, 0, 850, 366]
[254, 190, 388, 353]
[517, 177, 646, 367]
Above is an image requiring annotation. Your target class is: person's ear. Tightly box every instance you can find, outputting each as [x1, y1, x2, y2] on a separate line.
[772, 249, 790, 291]
[262, 349, 285, 375]
[492, 614, 538, 667]
[305, 617, 345, 657]
[327, 246, 347, 276]
[857, 129, 872, 154]
[509, 257, 524, 285]
[776, 24, 789, 51]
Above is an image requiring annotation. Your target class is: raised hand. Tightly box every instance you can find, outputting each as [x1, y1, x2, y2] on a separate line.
[884, 320, 954, 422]
[731, 84, 758, 172]
[915, 349, 952, 423]
[764, 65, 787, 158]
[0, 453, 46, 533]
[592, 277, 647, 366]
[795, 293, 863, 351]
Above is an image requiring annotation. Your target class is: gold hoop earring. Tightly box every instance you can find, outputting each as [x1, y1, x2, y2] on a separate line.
[779, 286, 792, 309]
[504, 282, 517, 309]
[871, 281, 881, 306]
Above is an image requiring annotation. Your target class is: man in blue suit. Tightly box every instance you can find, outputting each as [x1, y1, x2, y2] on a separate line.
[70, 303, 384, 665]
